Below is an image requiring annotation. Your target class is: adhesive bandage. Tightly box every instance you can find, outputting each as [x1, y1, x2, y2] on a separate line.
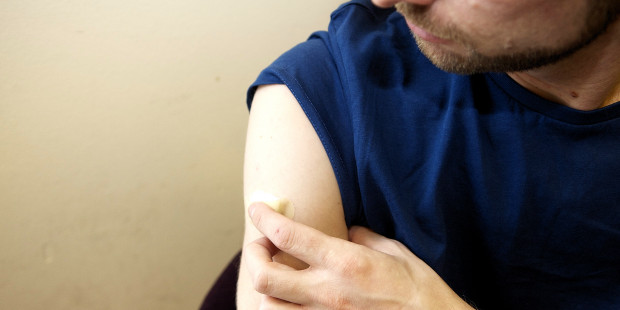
[249, 190, 295, 219]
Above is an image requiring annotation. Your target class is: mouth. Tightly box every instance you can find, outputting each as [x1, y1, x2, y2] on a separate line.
[404, 19, 452, 45]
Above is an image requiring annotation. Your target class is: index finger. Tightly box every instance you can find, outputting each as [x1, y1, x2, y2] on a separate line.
[249, 202, 339, 267]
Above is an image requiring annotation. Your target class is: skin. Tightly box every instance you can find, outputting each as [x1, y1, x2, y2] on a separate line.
[394, 1, 617, 72]
[238, 84, 350, 309]
[238, 0, 620, 309]
[245, 203, 473, 309]
[383, 0, 620, 110]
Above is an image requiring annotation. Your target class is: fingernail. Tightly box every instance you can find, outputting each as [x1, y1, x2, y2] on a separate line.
[248, 203, 257, 219]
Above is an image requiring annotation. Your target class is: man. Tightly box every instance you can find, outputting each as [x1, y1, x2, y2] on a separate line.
[238, 0, 620, 308]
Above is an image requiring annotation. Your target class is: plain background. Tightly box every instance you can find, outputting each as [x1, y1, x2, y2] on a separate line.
[0, 0, 339, 309]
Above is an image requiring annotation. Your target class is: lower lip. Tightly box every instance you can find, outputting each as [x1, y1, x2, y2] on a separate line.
[406, 20, 452, 44]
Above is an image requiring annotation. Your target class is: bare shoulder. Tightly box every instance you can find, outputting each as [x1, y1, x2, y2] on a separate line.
[237, 84, 348, 309]
[243, 84, 347, 238]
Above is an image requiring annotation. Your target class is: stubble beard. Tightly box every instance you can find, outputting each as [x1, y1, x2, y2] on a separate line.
[396, 2, 620, 75]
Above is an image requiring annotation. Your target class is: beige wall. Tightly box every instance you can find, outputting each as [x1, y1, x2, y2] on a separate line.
[0, 1, 338, 309]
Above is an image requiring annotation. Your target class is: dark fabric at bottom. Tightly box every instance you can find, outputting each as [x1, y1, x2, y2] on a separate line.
[199, 251, 241, 310]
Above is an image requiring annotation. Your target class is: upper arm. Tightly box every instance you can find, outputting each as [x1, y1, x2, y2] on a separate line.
[236, 84, 348, 309]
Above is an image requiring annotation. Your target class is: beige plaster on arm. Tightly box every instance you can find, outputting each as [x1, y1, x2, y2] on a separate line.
[248, 190, 295, 219]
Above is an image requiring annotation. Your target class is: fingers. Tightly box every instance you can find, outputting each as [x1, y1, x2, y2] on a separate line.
[243, 236, 316, 305]
[348, 226, 403, 256]
[249, 202, 339, 267]
[261, 295, 302, 309]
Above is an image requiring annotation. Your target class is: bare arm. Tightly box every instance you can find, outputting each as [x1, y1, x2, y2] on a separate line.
[237, 84, 349, 309]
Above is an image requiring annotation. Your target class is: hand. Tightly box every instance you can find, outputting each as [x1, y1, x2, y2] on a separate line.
[243, 202, 474, 309]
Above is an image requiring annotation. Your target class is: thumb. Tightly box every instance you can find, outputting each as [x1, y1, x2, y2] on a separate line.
[348, 226, 402, 256]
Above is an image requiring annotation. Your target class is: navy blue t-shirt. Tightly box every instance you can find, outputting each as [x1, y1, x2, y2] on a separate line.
[247, 1, 620, 308]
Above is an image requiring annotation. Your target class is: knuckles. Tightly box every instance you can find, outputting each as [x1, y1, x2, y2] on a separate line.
[252, 264, 271, 295]
[270, 223, 298, 253]
[338, 253, 372, 278]
[253, 206, 299, 253]
[323, 292, 353, 310]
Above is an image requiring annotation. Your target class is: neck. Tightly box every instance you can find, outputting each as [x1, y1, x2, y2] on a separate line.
[508, 18, 620, 111]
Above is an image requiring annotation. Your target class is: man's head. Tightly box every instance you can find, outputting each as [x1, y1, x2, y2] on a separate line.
[391, 0, 620, 74]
